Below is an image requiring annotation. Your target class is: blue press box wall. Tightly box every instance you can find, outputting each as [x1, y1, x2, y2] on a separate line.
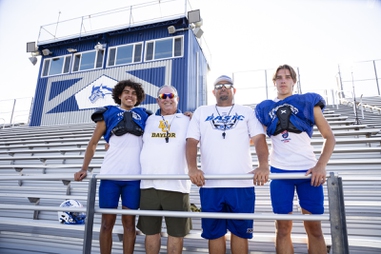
[30, 17, 208, 126]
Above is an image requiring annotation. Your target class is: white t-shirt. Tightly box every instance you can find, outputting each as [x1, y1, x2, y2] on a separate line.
[270, 131, 317, 170]
[186, 104, 265, 188]
[100, 133, 143, 177]
[268, 97, 317, 170]
[140, 113, 191, 193]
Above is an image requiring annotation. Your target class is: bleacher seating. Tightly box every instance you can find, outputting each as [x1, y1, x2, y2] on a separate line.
[1, 101, 381, 254]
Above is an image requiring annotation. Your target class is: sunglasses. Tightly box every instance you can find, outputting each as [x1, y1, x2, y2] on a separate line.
[158, 93, 176, 99]
[214, 83, 233, 90]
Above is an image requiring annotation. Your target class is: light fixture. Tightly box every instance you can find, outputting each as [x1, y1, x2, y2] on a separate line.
[188, 9, 201, 24]
[42, 49, 52, 56]
[26, 41, 40, 56]
[186, 9, 204, 39]
[29, 56, 38, 65]
[67, 48, 77, 53]
[167, 26, 176, 34]
[194, 19, 203, 28]
[94, 42, 106, 51]
[193, 27, 204, 39]
[167, 26, 189, 35]
[26, 42, 37, 53]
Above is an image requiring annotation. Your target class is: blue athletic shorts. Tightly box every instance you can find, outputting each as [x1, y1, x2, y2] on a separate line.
[99, 180, 140, 209]
[270, 167, 324, 214]
[199, 187, 255, 239]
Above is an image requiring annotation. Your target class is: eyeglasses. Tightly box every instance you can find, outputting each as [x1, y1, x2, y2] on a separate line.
[214, 83, 233, 90]
[158, 93, 176, 99]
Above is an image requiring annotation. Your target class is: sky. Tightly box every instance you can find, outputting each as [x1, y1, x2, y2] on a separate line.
[1, 0, 381, 108]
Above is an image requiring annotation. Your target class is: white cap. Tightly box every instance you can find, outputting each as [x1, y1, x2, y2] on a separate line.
[214, 75, 233, 86]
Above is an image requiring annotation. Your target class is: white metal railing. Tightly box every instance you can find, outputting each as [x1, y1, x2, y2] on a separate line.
[37, 0, 191, 45]
[0, 173, 349, 254]
[0, 97, 33, 126]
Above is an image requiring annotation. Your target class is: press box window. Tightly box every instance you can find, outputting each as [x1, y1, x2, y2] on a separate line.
[145, 36, 183, 61]
[107, 42, 143, 67]
[73, 49, 104, 72]
[41, 55, 71, 77]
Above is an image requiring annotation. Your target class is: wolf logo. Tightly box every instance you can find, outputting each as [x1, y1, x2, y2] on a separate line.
[89, 84, 113, 103]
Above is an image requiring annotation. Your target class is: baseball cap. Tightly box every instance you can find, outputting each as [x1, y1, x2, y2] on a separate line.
[213, 75, 233, 86]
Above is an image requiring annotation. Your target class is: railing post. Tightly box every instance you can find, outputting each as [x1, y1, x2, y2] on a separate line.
[10, 99, 16, 125]
[83, 175, 97, 254]
[327, 172, 349, 254]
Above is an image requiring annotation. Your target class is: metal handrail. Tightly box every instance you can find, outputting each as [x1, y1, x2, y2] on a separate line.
[0, 173, 349, 254]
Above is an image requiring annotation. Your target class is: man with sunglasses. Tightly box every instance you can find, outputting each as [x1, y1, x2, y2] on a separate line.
[186, 75, 269, 254]
[137, 85, 192, 254]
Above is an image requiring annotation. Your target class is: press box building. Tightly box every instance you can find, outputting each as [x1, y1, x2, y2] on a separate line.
[27, 2, 208, 126]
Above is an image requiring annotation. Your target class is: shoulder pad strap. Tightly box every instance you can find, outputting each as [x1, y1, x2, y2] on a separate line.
[146, 109, 153, 116]
[91, 107, 107, 122]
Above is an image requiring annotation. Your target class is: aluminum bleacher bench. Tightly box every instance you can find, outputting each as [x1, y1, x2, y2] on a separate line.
[317, 147, 381, 154]
[326, 116, 348, 121]
[0, 163, 101, 171]
[323, 113, 342, 118]
[312, 128, 380, 138]
[0, 141, 106, 150]
[2, 136, 380, 157]
[253, 147, 381, 155]
[326, 120, 356, 125]
[0, 147, 92, 156]
[1, 147, 378, 163]
[310, 137, 381, 146]
[0, 137, 94, 146]
[0, 154, 104, 162]
[313, 124, 368, 131]
[0, 132, 93, 143]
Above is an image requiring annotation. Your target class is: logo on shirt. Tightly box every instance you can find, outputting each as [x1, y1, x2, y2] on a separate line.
[116, 110, 142, 121]
[281, 130, 291, 143]
[159, 120, 171, 132]
[151, 120, 176, 138]
[204, 113, 243, 131]
[269, 103, 299, 120]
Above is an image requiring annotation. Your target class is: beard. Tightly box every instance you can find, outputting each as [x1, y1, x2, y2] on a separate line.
[219, 95, 229, 101]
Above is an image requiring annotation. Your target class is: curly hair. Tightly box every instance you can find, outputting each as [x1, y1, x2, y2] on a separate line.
[272, 64, 297, 83]
[112, 79, 145, 106]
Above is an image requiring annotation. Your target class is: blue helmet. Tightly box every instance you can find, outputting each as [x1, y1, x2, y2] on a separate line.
[58, 199, 86, 224]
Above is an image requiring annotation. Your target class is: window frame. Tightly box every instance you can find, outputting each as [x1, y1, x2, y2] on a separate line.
[72, 49, 105, 73]
[144, 35, 184, 62]
[107, 42, 143, 67]
[41, 55, 72, 77]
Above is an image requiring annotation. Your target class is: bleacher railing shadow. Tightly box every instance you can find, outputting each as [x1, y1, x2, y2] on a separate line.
[0, 172, 349, 254]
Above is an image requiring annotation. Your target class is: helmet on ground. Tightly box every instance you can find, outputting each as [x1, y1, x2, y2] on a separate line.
[58, 199, 86, 224]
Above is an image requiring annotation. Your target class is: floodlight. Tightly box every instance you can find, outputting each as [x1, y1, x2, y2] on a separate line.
[42, 49, 52, 56]
[67, 48, 77, 53]
[188, 9, 201, 24]
[26, 42, 37, 53]
[193, 27, 204, 39]
[94, 42, 104, 51]
[194, 19, 203, 28]
[167, 26, 176, 34]
[29, 56, 38, 65]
